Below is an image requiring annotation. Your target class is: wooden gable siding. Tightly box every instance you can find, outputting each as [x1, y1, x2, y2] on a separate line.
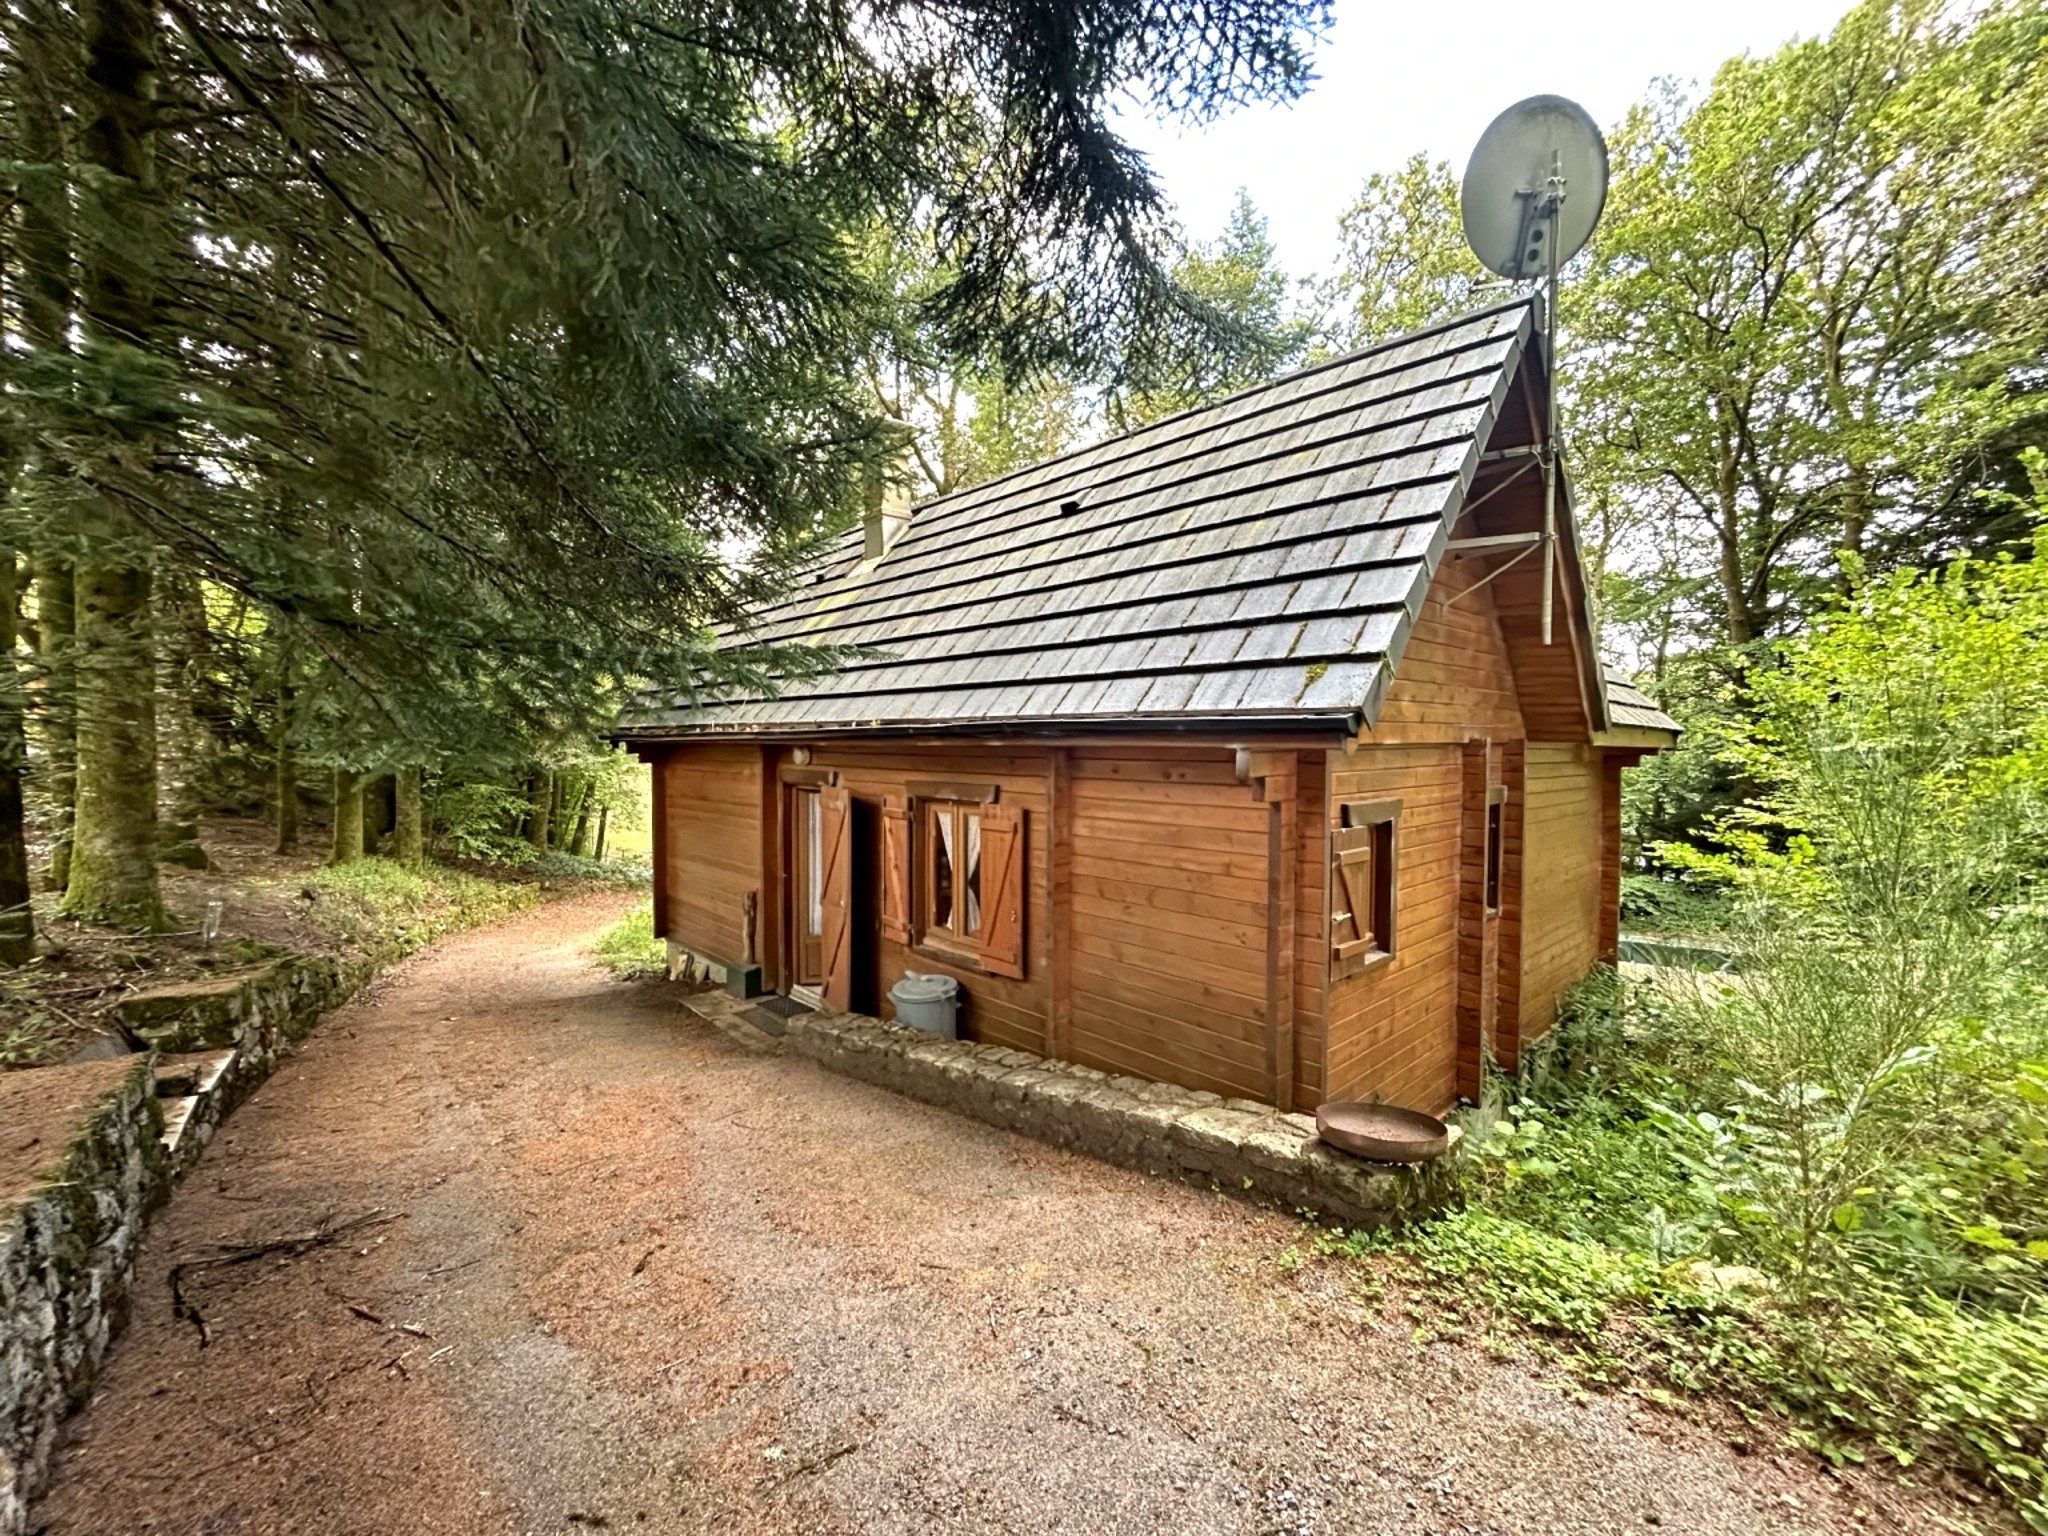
[1323, 743, 1464, 1113]
[1369, 552, 1525, 744]
[796, 744, 1052, 1053]
[657, 743, 764, 968]
[1066, 748, 1275, 1101]
[1510, 743, 1603, 1063]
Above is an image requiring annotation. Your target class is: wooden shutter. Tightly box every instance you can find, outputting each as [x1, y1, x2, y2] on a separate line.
[1331, 825, 1377, 980]
[819, 783, 852, 1009]
[978, 802, 1026, 979]
[880, 794, 911, 943]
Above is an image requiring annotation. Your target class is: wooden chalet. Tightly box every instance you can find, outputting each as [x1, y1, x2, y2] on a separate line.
[617, 299, 1677, 1115]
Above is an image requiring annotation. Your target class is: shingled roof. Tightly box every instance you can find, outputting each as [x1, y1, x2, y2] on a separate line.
[1604, 669, 1682, 735]
[620, 298, 1643, 740]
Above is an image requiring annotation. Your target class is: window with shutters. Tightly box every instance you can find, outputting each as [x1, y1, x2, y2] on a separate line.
[888, 790, 1026, 980]
[1331, 799, 1398, 980]
[923, 800, 983, 952]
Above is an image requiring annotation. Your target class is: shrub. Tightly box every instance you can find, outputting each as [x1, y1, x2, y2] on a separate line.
[591, 899, 665, 977]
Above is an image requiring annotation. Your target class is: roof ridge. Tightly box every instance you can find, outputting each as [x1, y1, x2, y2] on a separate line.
[903, 294, 1538, 522]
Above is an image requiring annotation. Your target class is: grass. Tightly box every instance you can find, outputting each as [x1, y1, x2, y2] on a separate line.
[590, 898, 666, 977]
[310, 857, 541, 960]
[1317, 972, 2048, 1529]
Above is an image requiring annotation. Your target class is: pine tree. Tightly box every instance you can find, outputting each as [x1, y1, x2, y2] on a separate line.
[3, 0, 1333, 922]
[0, 551, 34, 965]
[393, 767, 423, 867]
[328, 770, 362, 866]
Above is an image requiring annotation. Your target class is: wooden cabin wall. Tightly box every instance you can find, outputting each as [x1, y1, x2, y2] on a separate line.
[656, 744, 764, 967]
[1514, 742, 1603, 1057]
[794, 744, 1052, 1053]
[1291, 751, 1328, 1110]
[1319, 554, 1529, 1115]
[1322, 743, 1465, 1114]
[1369, 554, 1526, 743]
[1065, 747, 1276, 1101]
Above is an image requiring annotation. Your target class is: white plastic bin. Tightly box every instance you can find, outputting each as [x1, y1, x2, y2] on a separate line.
[889, 971, 960, 1037]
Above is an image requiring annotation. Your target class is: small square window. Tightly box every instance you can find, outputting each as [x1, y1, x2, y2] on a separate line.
[1333, 799, 1399, 978]
[1484, 785, 1507, 914]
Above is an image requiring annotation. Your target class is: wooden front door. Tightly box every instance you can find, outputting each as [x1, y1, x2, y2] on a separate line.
[818, 784, 852, 1010]
[790, 786, 824, 987]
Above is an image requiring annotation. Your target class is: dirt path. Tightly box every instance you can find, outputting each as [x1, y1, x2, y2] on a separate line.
[33, 894, 1983, 1536]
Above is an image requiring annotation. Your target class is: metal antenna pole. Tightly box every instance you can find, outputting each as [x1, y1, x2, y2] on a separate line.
[1540, 152, 1562, 647]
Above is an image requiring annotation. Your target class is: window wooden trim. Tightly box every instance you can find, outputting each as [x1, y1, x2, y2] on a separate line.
[916, 798, 986, 959]
[904, 780, 999, 805]
[905, 795, 1026, 979]
[1332, 798, 1399, 980]
[1484, 785, 1507, 914]
[777, 765, 838, 788]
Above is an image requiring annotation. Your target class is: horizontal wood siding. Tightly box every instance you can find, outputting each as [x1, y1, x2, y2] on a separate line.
[1518, 743, 1602, 1047]
[1323, 743, 1464, 1114]
[802, 745, 1051, 1054]
[1067, 749, 1274, 1100]
[659, 744, 763, 967]
[1371, 554, 1526, 744]
[1293, 750, 1328, 1110]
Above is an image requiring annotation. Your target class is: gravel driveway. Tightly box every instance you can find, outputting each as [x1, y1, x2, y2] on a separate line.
[32, 893, 1988, 1535]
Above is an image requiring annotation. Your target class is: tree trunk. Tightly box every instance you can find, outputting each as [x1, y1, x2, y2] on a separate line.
[329, 769, 363, 865]
[154, 562, 211, 868]
[1837, 465, 1871, 589]
[61, 563, 164, 928]
[548, 772, 568, 850]
[362, 772, 392, 856]
[19, 27, 76, 898]
[273, 663, 297, 852]
[32, 560, 77, 889]
[0, 552, 37, 965]
[526, 770, 552, 851]
[63, 0, 165, 930]
[570, 789, 597, 857]
[393, 767, 424, 866]
[559, 774, 590, 854]
[593, 803, 609, 863]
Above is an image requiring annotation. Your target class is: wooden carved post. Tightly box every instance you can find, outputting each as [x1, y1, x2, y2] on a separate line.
[742, 888, 758, 966]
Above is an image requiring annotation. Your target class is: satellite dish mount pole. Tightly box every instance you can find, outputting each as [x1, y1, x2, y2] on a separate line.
[1539, 150, 1563, 647]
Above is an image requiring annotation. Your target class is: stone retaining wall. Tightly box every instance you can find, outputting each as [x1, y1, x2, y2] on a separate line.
[0, 952, 373, 1535]
[689, 994, 1461, 1228]
[0, 1058, 167, 1536]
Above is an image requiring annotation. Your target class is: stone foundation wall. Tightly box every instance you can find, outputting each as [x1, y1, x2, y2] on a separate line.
[688, 994, 1461, 1228]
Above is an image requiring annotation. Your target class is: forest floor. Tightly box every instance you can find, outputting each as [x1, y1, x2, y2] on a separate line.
[1, 816, 617, 1070]
[30, 892, 2006, 1536]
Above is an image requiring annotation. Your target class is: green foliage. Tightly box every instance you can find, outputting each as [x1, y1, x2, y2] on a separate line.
[1361, 975, 2048, 1520]
[1575, 0, 2048, 655]
[1112, 191, 1315, 426]
[1324, 154, 1490, 350]
[427, 780, 540, 864]
[521, 850, 649, 887]
[309, 857, 536, 959]
[0, 0, 1335, 763]
[590, 898, 666, 977]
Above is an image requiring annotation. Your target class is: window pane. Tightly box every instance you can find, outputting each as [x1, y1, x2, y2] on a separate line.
[805, 793, 822, 937]
[964, 813, 981, 935]
[932, 807, 954, 931]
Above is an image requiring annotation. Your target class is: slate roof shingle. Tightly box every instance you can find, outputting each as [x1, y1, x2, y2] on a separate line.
[619, 298, 1670, 741]
[1604, 670, 1682, 735]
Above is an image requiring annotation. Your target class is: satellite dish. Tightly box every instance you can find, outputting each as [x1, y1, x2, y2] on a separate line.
[1460, 95, 1608, 281]
[1456, 95, 1609, 651]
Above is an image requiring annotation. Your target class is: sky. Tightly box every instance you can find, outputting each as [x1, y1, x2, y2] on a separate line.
[1115, 0, 1859, 277]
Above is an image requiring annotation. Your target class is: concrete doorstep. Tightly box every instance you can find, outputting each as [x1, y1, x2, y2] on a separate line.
[680, 991, 1462, 1229]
